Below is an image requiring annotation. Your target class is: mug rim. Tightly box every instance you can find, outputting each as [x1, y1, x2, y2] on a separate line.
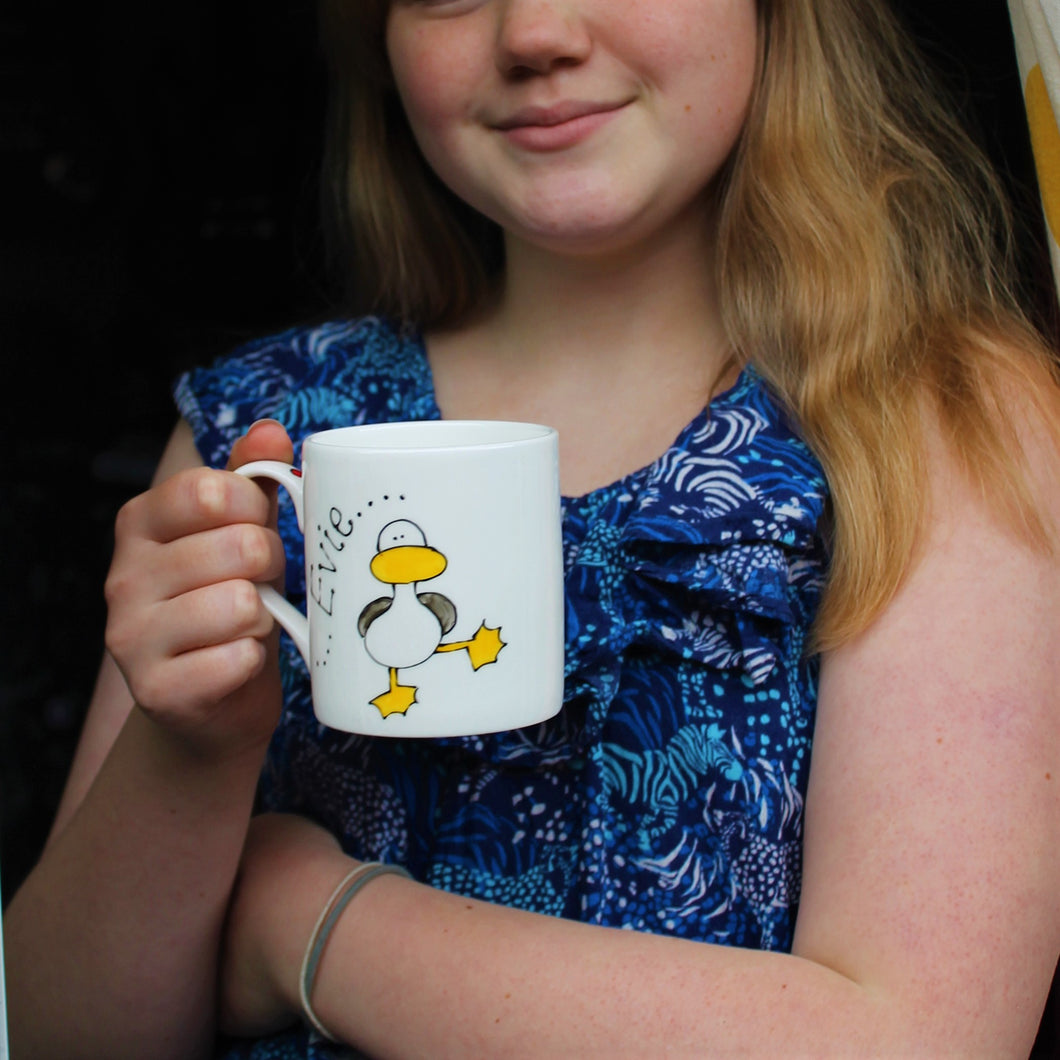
[304, 420, 556, 453]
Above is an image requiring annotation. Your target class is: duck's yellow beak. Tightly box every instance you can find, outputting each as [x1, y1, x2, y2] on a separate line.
[370, 545, 447, 585]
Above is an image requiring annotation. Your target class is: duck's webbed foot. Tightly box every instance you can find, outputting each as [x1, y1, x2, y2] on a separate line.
[435, 623, 506, 670]
[370, 668, 419, 717]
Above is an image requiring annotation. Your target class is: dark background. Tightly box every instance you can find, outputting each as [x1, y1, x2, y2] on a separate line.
[1, 0, 331, 900]
[1, 0, 1056, 1050]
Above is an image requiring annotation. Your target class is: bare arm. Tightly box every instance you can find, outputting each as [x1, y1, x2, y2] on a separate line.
[4, 418, 294, 1060]
[46, 420, 202, 842]
[222, 411, 1060, 1056]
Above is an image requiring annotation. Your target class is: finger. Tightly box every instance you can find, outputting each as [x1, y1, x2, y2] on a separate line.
[107, 515, 285, 612]
[105, 524, 283, 669]
[157, 522, 285, 601]
[106, 572, 274, 682]
[129, 638, 269, 720]
[161, 579, 277, 657]
[227, 419, 295, 471]
[117, 466, 274, 548]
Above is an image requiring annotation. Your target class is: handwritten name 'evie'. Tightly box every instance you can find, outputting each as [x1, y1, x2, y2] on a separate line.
[309, 506, 353, 616]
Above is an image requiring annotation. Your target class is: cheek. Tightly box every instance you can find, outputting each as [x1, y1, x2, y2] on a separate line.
[386, 28, 474, 155]
[632, 0, 757, 88]
[655, 4, 758, 147]
[387, 34, 437, 133]
[687, 48, 756, 142]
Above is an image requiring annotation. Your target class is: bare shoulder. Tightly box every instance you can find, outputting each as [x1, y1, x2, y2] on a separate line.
[947, 334, 1060, 536]
[792, 345, 1060, 1053]
[1002, 346, 1060, 518]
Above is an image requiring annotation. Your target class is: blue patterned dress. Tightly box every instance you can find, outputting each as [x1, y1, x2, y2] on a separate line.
[175, 317, 829, 1059]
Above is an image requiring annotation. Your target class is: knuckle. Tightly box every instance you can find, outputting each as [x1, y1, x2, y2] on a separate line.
[231, 580, 262, 627]
[112, 498, 135, 536]
[112, 493, 147, 542]
[140, 668, 206, 720]
[103, 597, 144, 657]
[103, 562, 143, 610]
[238, 525, 271, 573]
[111, 648, 169, 710]
[233, 637, 267, 678]
[102, 569, 123, 607]
[135, 671, 169, 711]
[192, 468, 229, 518]
[103, 620, 131, 663]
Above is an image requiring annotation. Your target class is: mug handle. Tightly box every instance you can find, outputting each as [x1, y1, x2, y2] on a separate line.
[233, 460, 310, 665]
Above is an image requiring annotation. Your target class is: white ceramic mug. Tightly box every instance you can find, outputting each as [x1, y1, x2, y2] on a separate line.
[235, 420, 564, 737]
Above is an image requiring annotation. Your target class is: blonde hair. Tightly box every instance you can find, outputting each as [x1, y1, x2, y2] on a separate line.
[718, 0, 1059, 646]
[319, 0, 1059, 648]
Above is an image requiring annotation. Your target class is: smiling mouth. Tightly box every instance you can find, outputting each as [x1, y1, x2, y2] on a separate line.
[493, 101, 628, 151]
[494, 100, 627, 131]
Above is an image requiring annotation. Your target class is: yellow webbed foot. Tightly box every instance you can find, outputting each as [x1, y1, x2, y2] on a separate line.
[370, 670, 419, 718]
[465, 623, 505, 670]
[435, 623, 506, 669]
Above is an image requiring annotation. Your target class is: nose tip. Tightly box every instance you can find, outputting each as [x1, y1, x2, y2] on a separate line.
[495, 0, 592, 77]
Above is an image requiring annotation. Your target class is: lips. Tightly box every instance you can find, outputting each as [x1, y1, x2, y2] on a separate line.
[493, 100, 628, 151]
[494, 99, 626, 130]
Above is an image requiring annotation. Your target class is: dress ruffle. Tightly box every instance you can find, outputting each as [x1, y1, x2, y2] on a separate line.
[443, 367, 828, 764]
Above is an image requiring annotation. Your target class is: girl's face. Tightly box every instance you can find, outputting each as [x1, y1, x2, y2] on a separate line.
[386, 0, 758, 260]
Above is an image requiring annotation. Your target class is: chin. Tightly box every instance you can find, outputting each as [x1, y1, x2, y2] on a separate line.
[505, 200, 659, 255]
[518, 207, 690, 262]
[493, 175, 706, 262]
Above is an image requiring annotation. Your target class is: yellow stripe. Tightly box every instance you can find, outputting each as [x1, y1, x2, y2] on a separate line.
[1026, 63, 1060, 246]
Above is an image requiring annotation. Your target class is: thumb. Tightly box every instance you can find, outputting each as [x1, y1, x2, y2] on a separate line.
[226, 419, 295, 471]
[227, 420, 296, 542]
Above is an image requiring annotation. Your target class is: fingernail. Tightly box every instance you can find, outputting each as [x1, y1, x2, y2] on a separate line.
[248, 418, 282, 434]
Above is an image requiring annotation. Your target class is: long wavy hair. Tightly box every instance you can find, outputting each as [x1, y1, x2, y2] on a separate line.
[318, 0, 1059, 648]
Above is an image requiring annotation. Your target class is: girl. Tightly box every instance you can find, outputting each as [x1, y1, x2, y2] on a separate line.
[7, 0, 1060, 1056]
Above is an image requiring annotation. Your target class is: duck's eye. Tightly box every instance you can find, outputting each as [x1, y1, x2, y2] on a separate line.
[377, 519, 428, 550]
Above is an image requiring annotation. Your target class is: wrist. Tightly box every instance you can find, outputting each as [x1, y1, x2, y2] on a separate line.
[220, 814, 353, 1039]
[298, 862, 414, 1042]
[129, 703, 272, 783]
[248, 823, 357, 1019]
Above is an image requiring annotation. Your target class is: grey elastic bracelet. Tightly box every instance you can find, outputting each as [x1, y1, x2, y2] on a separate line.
[299, 861, 413, 1042]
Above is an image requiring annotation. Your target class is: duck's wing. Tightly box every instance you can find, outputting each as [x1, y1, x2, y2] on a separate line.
[418, 592, 457, 634]
[357, 596, 393, 637]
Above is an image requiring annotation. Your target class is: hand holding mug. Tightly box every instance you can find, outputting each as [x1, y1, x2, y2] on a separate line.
[103, 422, 290, 755]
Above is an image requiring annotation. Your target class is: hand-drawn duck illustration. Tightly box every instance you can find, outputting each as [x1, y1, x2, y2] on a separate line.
[357, 519, 505, 718]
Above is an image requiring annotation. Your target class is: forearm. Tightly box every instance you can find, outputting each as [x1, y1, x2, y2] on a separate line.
[310, 874, 887, 1059]
[4, 706, 267, 1060]
[227, 795, 1052, 1059]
